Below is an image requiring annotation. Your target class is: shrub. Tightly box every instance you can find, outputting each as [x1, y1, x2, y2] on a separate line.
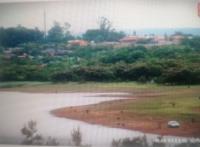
[71, 127, 82, 146]
[111, 136, 148, 147]
[46, 137, 59, 146]
[21, 120, 43, 145]
[21, 120, 59, 146]
[111, 139, 121, 147]
[175, 141, 200, 147]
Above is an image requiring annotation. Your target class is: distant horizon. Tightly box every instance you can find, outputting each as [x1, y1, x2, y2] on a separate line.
[0, 0, 200, 35]
[1, 24, 200, 36]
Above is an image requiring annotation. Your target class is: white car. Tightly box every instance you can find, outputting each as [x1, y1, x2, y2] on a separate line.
[168, 121, 180, 128]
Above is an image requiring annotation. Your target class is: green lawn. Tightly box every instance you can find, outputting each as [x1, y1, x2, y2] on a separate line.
[126, 92, 200, 121]
[0, 81, 161, 92]
[0, 81, 50, 88]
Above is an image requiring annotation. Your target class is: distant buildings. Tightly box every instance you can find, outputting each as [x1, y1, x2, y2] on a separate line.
[65, 32, 187, 48]
[68, 40, 89, 47]
[3, 49, 14, 59]
[170, 34, 185, 44]
[17, 53, 28, 59]
[118, 33, 186, 47]
[1, 33, 188, 61]
[119, 36, 139, 43]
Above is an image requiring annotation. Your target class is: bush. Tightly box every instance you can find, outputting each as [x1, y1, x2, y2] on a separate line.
[111, 136, 148, 147]
[175, 141, 200, 147]
[52, 66, 115, 82]
[21, 120, 59, 146]
[21, 120, 43, 145]
[46, 137, 59, 146]
[71, 127, 82, 146]
[161, 67, 200, 85]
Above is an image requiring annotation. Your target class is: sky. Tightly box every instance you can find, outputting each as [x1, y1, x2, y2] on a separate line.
[0, 0, 199, 34]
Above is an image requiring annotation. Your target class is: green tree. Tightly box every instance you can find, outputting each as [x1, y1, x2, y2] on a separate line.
[83, 17, 125, 42]
[0, 26, 43, 47]
[63, 22, 74, 41]
[98, 17, 112, 31]
[47, 22, 64, 42]
[47, 22, 73, 43]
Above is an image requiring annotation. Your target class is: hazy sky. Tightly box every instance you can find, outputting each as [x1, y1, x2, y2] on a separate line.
[0, 0, 199, 34]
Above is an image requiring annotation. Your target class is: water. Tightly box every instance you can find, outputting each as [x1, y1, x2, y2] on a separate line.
[0, 92, 196, 147]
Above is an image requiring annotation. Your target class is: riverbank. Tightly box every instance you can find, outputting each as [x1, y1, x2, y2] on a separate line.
[49, 83, 200, 137]
[1, 82, 200, 137]
[0, 81, 163, 93]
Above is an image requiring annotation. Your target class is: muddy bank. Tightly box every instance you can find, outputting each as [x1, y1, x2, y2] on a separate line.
[52, 99, 200, 138]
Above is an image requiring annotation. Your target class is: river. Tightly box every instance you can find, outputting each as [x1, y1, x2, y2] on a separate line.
[0, 92, 195, 147]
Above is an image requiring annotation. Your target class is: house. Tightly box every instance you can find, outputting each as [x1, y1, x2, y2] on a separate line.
[170, 35, 185, 44]
[42, 48, 56, 56]
[119, 36, 139, 43]
[153, 36, 166, 45]
[68, 40, 89, 47]
[95, 41, 119, 47]
[3, 49, 15, 59]
[18, 53, 28, 59]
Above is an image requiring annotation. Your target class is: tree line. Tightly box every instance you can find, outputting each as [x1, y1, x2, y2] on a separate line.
[0, 17, 125, 47]
[0, 17, 200, 85]
[0, 36, 200, 85]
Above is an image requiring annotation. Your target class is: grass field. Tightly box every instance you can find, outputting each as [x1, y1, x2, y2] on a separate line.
[126, 88, 200, 121]
[0, 81, 160, 92]
[0, 81, 197, 92]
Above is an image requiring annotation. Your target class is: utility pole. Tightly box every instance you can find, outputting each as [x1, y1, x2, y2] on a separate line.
[198, 0, 200, 17]
[43, 9, 47, 40]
